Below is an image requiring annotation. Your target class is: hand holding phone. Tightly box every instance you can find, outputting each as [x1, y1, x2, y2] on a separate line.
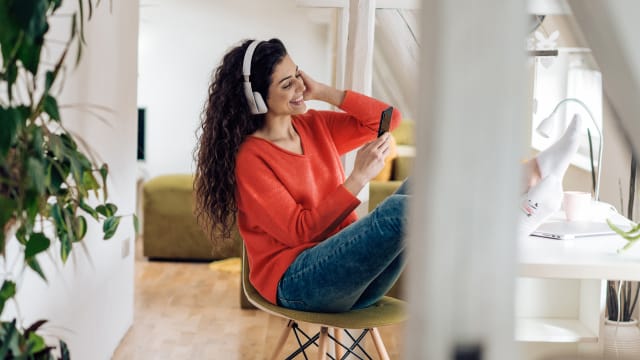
[377, 106, 393, 137]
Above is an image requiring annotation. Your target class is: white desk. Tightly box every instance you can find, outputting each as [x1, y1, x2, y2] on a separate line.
[516, 215, 640, 358]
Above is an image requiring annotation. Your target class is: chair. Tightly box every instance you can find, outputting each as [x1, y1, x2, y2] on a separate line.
[241, 246, 407, 360]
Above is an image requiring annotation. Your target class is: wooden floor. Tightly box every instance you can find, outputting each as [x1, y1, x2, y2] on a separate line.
[112, 238, 404, 359]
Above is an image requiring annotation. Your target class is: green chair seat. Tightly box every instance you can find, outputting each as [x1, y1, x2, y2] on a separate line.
[241, 246, 406, 359]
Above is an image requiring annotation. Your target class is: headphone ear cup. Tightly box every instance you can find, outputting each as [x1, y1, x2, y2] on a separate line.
[253, 92, 267, 114]
[243, 82, 259, 114]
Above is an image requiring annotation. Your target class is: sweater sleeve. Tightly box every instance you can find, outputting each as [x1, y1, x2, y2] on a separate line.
[321, 90, 402, 154]
[236, 151, 361, 247]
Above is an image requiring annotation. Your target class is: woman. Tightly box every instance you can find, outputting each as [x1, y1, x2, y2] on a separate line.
[195, 38, 406, 312]
[195, 38, 581, 312]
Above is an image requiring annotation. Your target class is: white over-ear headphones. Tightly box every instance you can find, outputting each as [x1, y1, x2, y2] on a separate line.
[242, 40, 268, 114]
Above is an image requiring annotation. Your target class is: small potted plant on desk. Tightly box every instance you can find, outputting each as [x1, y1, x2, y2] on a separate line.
[604, 281, 640, 358]
[603, 155, 640, 358]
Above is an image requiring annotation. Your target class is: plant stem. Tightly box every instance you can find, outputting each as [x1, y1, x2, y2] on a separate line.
[587, 129, 596, 195]
[630, 155, 636, 220]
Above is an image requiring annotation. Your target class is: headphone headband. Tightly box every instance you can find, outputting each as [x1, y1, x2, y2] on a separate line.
[241, 40, 268, 114]
[242, 40, 261, 79]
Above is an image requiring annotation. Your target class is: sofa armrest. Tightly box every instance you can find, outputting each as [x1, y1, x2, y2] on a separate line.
[393, 145, 415, 180]
[368, 180, 404, 212]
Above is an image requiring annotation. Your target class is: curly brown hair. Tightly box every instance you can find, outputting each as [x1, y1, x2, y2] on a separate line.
[194, 38, 288, 241]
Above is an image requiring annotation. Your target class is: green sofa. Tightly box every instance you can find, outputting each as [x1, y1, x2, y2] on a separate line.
[142, 174, 242, 260]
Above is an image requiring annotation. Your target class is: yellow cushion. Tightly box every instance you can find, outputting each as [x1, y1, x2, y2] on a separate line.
[391, 120, 415, 145]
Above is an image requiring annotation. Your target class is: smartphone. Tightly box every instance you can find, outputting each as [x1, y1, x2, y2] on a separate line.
[377, 106, 394, 137]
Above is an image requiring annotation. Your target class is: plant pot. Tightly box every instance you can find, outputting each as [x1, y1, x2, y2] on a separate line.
[604, 318, 640, 359]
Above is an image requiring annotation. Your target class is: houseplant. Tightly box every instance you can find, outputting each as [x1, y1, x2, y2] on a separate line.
[607, 155, 639, 252]
[604, 281, 640, 358]
[1, 0, 135, 357]
[603, 155, 640, 358]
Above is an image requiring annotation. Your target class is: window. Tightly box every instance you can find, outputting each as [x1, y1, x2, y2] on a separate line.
[531, 48, 602, 171]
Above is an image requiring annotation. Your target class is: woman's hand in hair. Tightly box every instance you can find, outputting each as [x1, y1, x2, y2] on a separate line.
[299, 70, 345, 107]
[343, 133, 392, 196]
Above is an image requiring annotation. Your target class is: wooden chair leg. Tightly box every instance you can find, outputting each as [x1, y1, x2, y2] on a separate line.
[369, 327, 390, 360]
[270, 320, 295, 360]
[317, 326, 329, 360]
[334, 328, 345, 359]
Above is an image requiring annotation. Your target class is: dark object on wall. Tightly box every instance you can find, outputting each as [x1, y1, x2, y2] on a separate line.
[138, 108, 146, 161]
[629, 154, 636, 219]
[588, 128, 596, 195]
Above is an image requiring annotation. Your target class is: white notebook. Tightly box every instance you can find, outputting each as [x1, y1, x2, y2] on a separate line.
[531, 221, 619, 240]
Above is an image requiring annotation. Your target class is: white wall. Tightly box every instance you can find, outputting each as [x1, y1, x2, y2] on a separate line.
[1, 1, 139, 359]
[138, 0, 335, 178]
[535, 15, 638, 220]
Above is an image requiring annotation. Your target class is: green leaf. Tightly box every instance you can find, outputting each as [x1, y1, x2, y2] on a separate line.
[63, 205, 77, 243]
[79, 199, 99, 220]
[0, 281, 16, 314]
[43, 94, 60, 121]
[12, 0, 48, 75]
[45, 161, 64, 195]
[133, 214, 139, 235]
[17, 33, 44, 75]
[24, 190, 39, 231]
[0, 319, 18, 359]
[10, 0, 48, 39]
[106, 203, 118, 216]
[50, 203, 64, 230]
[48, 133, 64, 159]
[68, 156, 84, 187]
[96, 203, 117, 217]
[25, 232, 50, 258]
[0, 196, 17, 253]
[0, 0, 20, 60]
[25, 330, 47, 354]
[59, 233, 71, 263]
[103, 216, 120, 240]
[0, 107, 22, 157]
[74, 215, 87, 240]
[99, 163, 108, 200]
[15, 226, 27, 245]
[99, 163, 108, 179]
[44, 70, 55, 92]
[60, 340, 70, 360]
[30, 125, 44, 157]
[59, 132, 77, 150]
[27, 157, 46, 195]
[95, 204, 107, 217]
[6, 61, 17, 84]
[81, 170, 100, 190]
[26, 257, 47, 281]
[0, 196, 17, 230]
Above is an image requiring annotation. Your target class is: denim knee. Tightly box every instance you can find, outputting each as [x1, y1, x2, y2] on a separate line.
[373, 194, 407, 235]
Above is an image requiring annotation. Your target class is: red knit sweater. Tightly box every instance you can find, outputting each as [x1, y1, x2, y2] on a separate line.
[235, 91, 402, 303]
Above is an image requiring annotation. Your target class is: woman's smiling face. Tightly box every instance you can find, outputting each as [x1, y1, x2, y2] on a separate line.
[266, 54, 307, 116]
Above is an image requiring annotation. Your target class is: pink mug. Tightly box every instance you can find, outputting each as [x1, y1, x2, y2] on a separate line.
[562, 191, 592, 221]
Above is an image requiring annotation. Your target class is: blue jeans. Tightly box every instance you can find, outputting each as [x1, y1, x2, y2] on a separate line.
[277, 180, 409, 312]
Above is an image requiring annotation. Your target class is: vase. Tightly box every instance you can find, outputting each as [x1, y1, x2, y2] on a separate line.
[604, 319, 640, 359]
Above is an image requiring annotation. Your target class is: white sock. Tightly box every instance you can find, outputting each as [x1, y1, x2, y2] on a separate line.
[536, 114, 583, 180]
[518, 175, 563, 236]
